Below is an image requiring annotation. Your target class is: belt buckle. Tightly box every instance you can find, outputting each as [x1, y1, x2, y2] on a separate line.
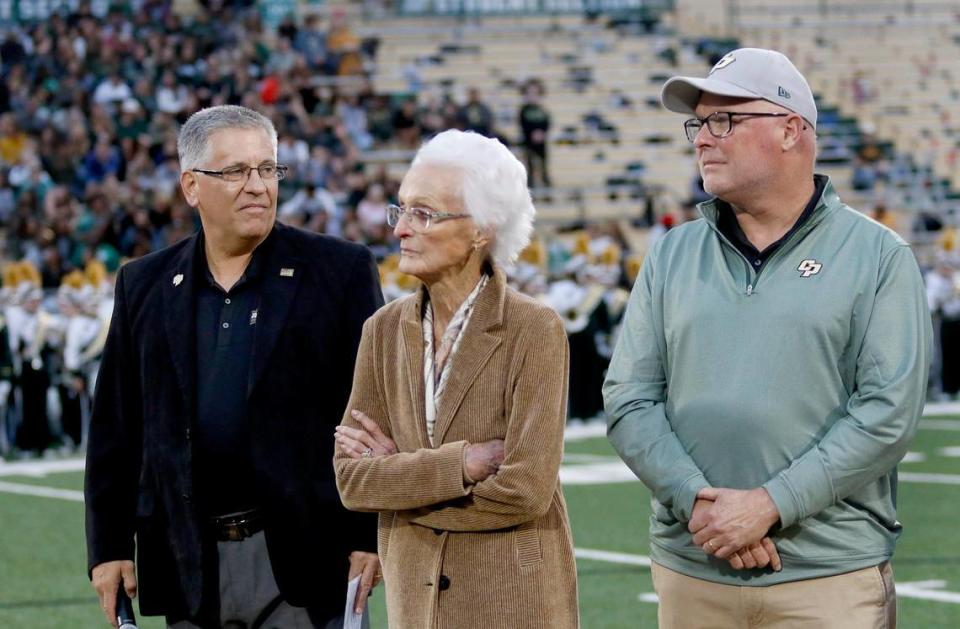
[224, 523, 245, 541]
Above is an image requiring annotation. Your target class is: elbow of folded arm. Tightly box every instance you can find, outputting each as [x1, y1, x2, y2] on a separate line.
[474, 477, 557, 519]
[334, 465, 377, 512]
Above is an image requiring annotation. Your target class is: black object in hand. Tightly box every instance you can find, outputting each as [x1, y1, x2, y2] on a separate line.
[116, 583, 138, 629]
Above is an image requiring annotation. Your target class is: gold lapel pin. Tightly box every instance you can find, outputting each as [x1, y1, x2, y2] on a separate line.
[173, 273, 184, 286]
[280, 268, 295, 277]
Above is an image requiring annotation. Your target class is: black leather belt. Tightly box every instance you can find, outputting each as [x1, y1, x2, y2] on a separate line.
[208, 509, 264, 542]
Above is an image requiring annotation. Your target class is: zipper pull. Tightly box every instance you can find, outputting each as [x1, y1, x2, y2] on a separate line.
[746, 284, 754, 296]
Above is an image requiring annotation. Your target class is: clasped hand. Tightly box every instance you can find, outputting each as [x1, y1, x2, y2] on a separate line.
[689, 487, 782, 572]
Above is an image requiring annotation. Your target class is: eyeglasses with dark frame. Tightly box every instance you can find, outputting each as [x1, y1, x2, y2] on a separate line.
[683, 111, 791, 143]
[386, 204, 470, 232]
[192, 162, 289, 183]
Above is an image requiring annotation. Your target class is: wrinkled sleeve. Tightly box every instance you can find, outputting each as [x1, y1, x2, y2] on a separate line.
[603, 245, 709, 523]
[763, 244, 932, 529]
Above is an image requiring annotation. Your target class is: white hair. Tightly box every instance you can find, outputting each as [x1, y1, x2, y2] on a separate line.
[177, 105, 278, 173]
[411, 130, 535, 267]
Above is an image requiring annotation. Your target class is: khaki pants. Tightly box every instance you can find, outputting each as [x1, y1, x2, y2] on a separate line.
[651, 560, 896, 629]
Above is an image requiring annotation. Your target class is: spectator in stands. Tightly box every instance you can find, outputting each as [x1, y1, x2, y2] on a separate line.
[606, 48, 930, 627]
[277, 132, 310, 172]
[85, 105, 383, 628]
[80, 139, 123, 185]
[518, 79, 552, 188]
[337, 93, 375, 151]
[391, 98, 421, 149]
[267, 36, 299, 76]
[457, 87, 496, 138]
[294, 13, 329, 71]
[279, 182, 340, 234]
[0, 112, 28, 165]
[335, 129, 579, 628]
[850, 156, 878, 191]
[92, 70, 133, 111]
[355, 182, 389, 239]
[156, 69, 192, 116]
[870, 202, 898, 231]
[326, 8, 363, 76]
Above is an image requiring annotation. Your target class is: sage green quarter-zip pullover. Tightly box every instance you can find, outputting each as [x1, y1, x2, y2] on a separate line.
[603, 177, 931, 585]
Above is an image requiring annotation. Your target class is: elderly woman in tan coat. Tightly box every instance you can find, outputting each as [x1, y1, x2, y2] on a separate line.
[334, 129, 579, 628]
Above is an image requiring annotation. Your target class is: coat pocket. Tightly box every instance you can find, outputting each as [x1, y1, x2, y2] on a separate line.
[514, 520, 542, 567]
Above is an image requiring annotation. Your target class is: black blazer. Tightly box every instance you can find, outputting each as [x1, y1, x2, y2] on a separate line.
[85, 223, 383, 623]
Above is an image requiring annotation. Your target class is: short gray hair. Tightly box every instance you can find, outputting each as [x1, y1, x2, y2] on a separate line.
[411, 130, 535, 267]
[177, 105, 278, 173]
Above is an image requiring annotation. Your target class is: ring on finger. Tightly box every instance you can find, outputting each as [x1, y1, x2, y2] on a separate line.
[361, 448, 374, 458]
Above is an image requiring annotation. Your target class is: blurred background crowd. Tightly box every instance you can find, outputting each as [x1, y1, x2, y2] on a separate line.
[2, 0, 960, 458]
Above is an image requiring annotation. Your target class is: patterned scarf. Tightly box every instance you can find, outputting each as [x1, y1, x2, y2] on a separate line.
[422, 274, 490, 445]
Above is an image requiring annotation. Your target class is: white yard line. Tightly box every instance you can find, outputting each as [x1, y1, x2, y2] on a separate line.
[896, 581, 960, 605]
[564, 422, 608, 442]
[0, 480, 84, 502]
[898, 472, 960, 486]
[922, 402, 960, 416]
[575, 548, 960, 605]
[575, 547, 652, 567]
[0, 457, 85, 478]
[918, 419, 960, 431]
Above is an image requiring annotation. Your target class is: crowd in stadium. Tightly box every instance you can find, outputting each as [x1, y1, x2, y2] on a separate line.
[0, 1, 957, 461]
[0, 1, 600, 458]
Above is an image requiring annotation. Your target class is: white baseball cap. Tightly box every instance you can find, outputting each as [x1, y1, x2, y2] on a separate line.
[661, 48, 817, 130]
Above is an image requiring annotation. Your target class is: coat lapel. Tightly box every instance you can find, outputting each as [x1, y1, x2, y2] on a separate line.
[248, 226, 304, 397]
[401, 290, 430, 449]
[162, 234, 200, 417]
[430, 269, 505, 445]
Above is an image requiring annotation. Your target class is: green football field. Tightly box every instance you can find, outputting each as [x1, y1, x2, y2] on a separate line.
[2, 417, 959, 628]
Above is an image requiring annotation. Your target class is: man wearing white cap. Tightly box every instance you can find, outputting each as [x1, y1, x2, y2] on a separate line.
[604, 48, 930, 627]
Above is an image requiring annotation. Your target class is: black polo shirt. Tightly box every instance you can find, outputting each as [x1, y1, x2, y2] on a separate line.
[194, 231, 273, 517]
[717, 175, 827, 271]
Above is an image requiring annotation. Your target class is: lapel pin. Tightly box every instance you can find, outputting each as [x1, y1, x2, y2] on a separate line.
[173, 273, 184, 287]
[280, 268, 295, 277]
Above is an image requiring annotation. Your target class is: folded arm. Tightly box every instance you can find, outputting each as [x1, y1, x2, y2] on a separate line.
[407, 311, 570, 531]
[335, 316, 474, 511]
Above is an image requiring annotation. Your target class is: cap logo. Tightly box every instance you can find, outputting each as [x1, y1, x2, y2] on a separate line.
[778, 86, 791, 99]
[709, 53, 736, 74]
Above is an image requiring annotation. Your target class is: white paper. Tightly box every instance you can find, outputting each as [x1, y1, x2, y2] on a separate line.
[343, 575, 366, 629]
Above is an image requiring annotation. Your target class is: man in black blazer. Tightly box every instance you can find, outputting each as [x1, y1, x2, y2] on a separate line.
[85, 105, 383, 628]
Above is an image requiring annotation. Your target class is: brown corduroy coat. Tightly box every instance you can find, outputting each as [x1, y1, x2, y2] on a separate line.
[335, 268, 579, 629]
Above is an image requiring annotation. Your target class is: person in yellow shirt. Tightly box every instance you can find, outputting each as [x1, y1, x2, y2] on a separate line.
[0, 113, 28, 165]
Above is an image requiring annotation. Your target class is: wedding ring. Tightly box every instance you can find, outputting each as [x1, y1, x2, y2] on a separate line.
[361, 448, 374, 458]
